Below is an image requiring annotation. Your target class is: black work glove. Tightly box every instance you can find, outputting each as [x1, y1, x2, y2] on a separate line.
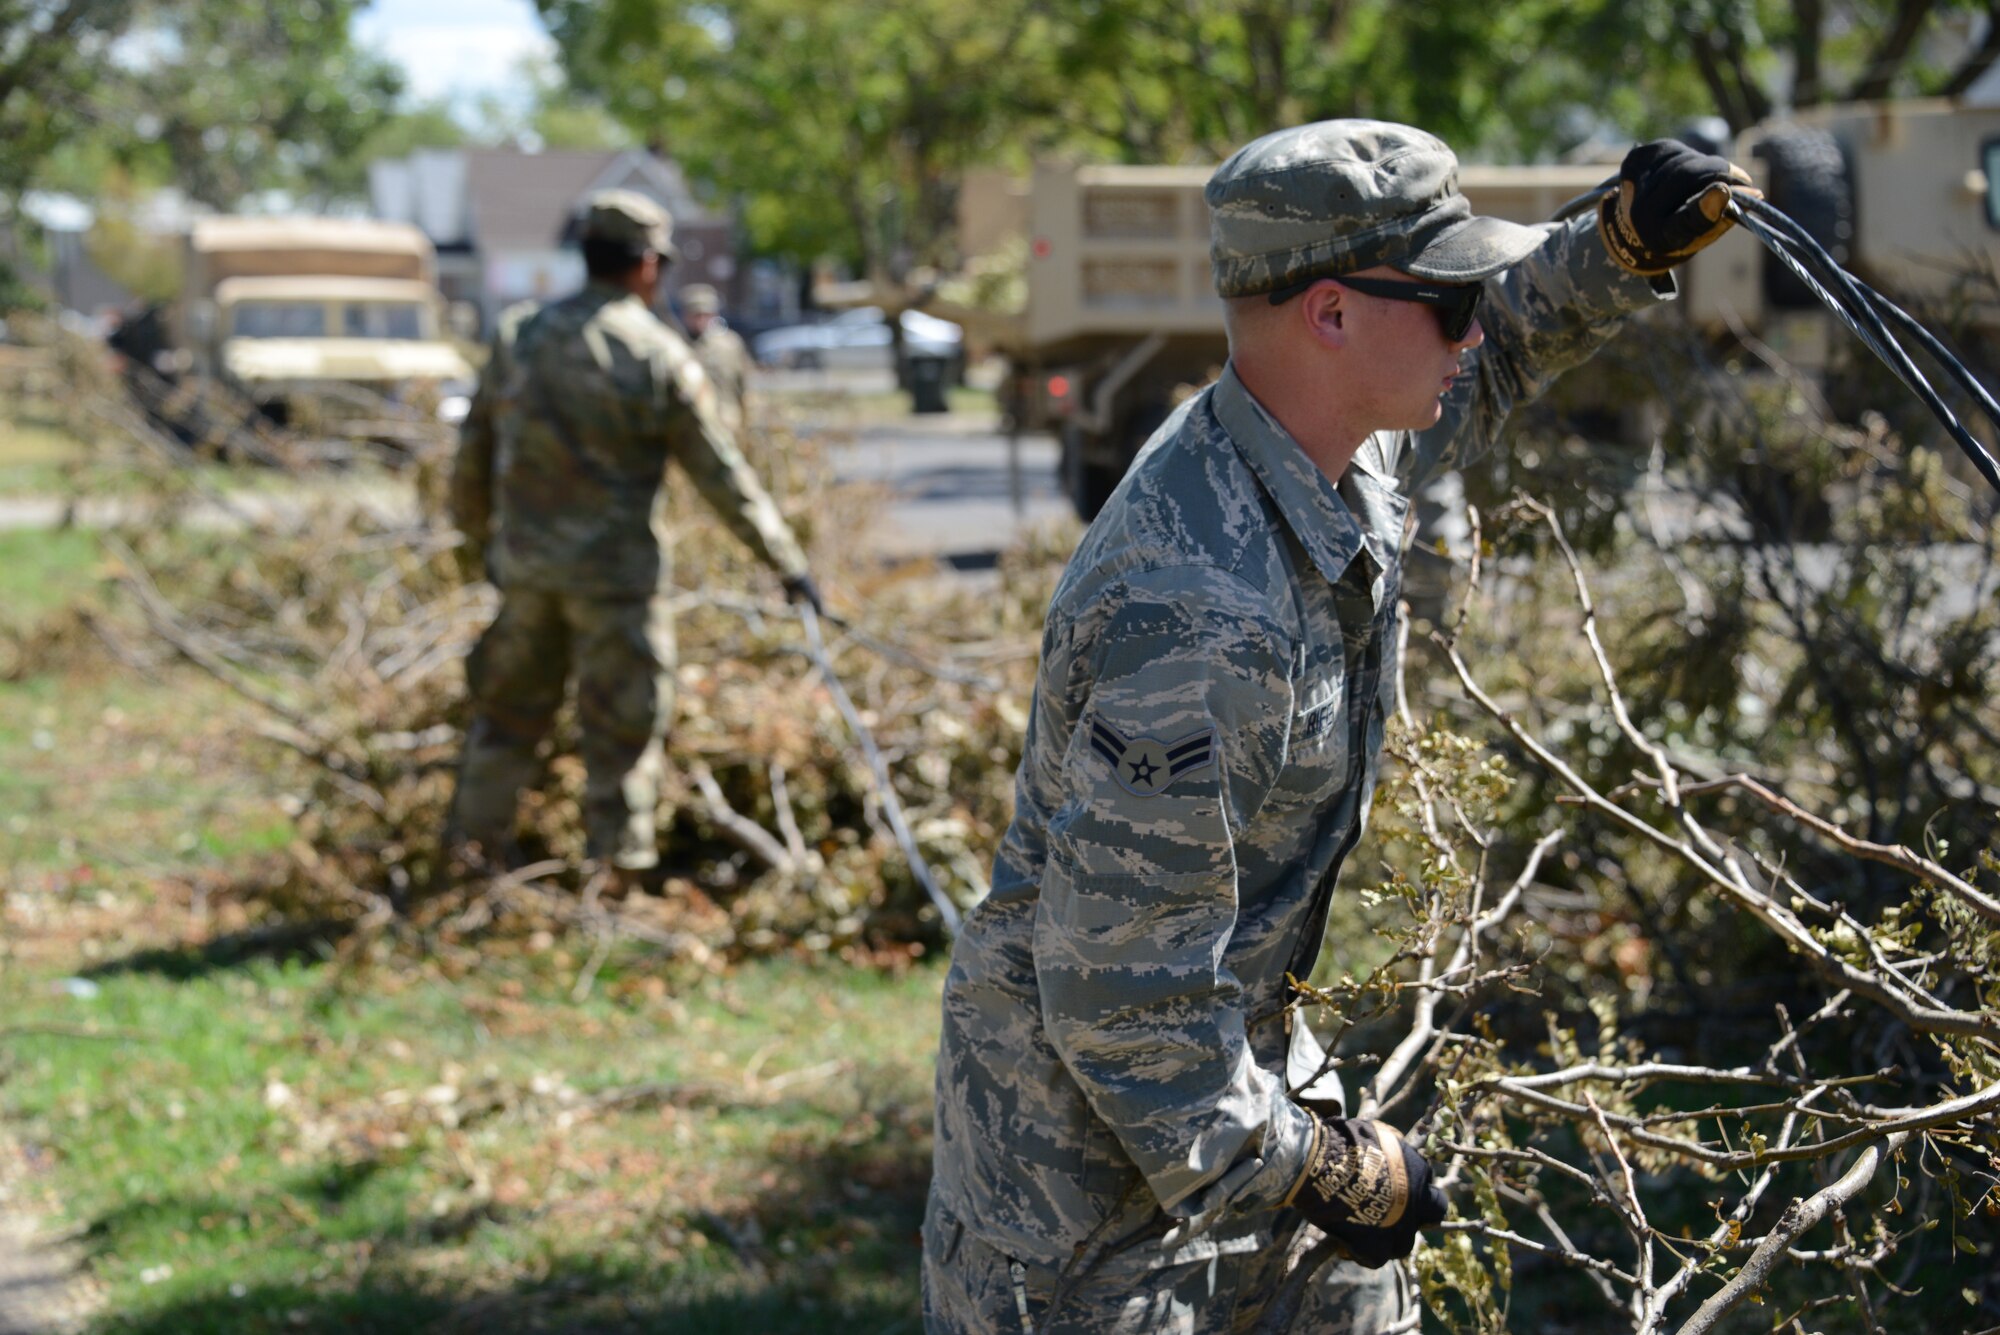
[782, 571, 827, 617]
[1598, 139, 1761, 276]
[1284, 1112, 1448, 1269]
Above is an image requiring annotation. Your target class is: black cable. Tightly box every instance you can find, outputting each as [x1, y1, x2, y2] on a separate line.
[1727, 193, 2000, 497]
[1551, 182, 2000, 498]
[1858, 281, 2000, 446]
[1748, 208, 2000, 477]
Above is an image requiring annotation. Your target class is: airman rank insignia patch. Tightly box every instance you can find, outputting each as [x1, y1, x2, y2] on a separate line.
[1088, 717, 1218, 797]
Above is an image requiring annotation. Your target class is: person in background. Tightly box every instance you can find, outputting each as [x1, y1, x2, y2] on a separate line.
[446, 190, 823, 894]
[678, 282, 752, 437]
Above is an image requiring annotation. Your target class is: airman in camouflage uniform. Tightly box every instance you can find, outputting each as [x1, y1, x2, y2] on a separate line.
[446, 190, 817, 876]
[925, 122, 1744, 1332]
[678, 283, 753, 437]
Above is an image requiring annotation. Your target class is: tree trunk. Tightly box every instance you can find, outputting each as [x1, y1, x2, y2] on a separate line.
[1686, 22, 1755, 133]
[1848, 0, 1939, 102]
[1790, 0, 1824, 106]
[1941, 1, 2000, 96]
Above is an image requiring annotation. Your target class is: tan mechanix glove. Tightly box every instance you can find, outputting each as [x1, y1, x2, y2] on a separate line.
[1599, 139, 1761, 276]
[1283, 1112, 1448, 1268]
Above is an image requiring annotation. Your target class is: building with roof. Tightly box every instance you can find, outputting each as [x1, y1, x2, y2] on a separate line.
[367, 146, 735, 330]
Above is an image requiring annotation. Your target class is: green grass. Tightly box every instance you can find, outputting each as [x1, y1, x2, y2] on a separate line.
[0, 947, 943, 1333]
[0, 526, 108, 629]
[0, 435, 953, 1332]
[0, 404, 401, 499]
[0, 413, 90, 493]
[0, 666, 288, 880]
[0, 510, 289, 896]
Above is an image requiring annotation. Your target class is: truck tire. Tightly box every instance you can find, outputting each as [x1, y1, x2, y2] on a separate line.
[1751, 128, 1854, 310]
[1061, 422, 1122, 520]
[1121, 399, 1171, 463]
[1062, 400, 1173, 521]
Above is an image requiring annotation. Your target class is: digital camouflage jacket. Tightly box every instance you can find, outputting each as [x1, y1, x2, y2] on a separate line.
[930, 214, 1663, 1273]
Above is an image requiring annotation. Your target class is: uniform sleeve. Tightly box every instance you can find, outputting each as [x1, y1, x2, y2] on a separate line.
[1398, 213, 1670, 491]
[448, 337, 503, 556]
[1034, 566, 1316, 1220]
[659, 346, 808, 578]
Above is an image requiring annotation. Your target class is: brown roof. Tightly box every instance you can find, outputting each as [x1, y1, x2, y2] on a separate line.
[463, 148, 621, 252]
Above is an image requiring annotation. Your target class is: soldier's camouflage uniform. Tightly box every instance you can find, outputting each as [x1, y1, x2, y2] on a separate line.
[690, 321, 752, 437]
[926, 121, 1666, 1333]
[448, 281, 806, 870]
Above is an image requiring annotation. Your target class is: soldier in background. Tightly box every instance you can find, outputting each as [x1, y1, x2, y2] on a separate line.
[923, 123, 1749, 1332]
[677, 282, 752, 436]
[446, 189, 823, 891]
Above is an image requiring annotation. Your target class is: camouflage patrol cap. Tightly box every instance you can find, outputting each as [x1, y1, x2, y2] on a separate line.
[678, 283, 721, 315]
[579, 189, 673, 255]
[1206, 119, 1546, 296]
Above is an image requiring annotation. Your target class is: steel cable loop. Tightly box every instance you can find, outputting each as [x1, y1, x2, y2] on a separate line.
[1726, 192, 2000, 497]
[1734, 198, 2000, 494]
[1550, 182, 2000, 498]
[796, 601, 964, 937]
[1854, 280, 2000, 452]
[1731, 206, 1912, 378]
[1722, 197, 1951, 433]
[1823, 260, 2000, 435]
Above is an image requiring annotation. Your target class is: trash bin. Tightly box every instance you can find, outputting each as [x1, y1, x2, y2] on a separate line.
[907, 354, 950, 415]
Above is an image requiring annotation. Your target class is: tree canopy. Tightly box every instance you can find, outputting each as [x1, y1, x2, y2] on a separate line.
[4, 0, 1999, 269]
[539, 0, 2000, 271]
[7, 0, 405, 208]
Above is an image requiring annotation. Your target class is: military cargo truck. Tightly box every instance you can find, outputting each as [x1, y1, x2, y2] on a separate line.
[1678, 99, 2000, 356]
[947, 100, 2000, 516]
[960, 160, 1620, 514]
[177, 216, 473, 426]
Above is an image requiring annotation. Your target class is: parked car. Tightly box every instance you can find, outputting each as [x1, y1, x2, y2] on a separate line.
[751, 306, 962, 371]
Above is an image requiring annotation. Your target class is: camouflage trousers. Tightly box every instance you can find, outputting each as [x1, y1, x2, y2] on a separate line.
[921, 1199, 1416, 1335]
[448, 586, 677, 870]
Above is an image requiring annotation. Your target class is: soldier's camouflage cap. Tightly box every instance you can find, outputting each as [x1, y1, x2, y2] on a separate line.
[579, 188, 674, 256]
[678, 283, 721, 314]
[1206, 119, 1546, 296]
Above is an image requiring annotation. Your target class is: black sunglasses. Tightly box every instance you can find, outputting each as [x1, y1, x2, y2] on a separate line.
[1266, 273, 1483, 341]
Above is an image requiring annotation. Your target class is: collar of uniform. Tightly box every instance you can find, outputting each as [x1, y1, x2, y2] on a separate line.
[581, 279, 643, 307]
[1212, 364, 1375, 590]
[1337, 443, 1410, 606]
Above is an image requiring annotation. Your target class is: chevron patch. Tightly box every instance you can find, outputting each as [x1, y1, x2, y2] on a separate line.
[1088, 716, 1218, 797]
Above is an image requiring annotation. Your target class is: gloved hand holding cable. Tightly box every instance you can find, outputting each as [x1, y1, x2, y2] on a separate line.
[1557, 136, 2000, 498]
[781, 570, 827, 617]
[1282, 1112, 1449, 1269]
[1599, 139, 1761, 275]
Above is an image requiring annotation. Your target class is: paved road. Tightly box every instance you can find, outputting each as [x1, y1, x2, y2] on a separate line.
[764, 363, 1077, 567]
[823, 411, 1073, 567]
[0, 380, 1081, 576]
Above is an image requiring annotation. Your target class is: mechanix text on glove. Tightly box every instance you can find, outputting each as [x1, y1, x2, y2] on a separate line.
[1599, 138, 1761, 277]
[1282, 1113, 1448, 1269]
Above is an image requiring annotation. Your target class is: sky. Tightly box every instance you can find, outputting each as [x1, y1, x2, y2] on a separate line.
[351, 0, 554, 114]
